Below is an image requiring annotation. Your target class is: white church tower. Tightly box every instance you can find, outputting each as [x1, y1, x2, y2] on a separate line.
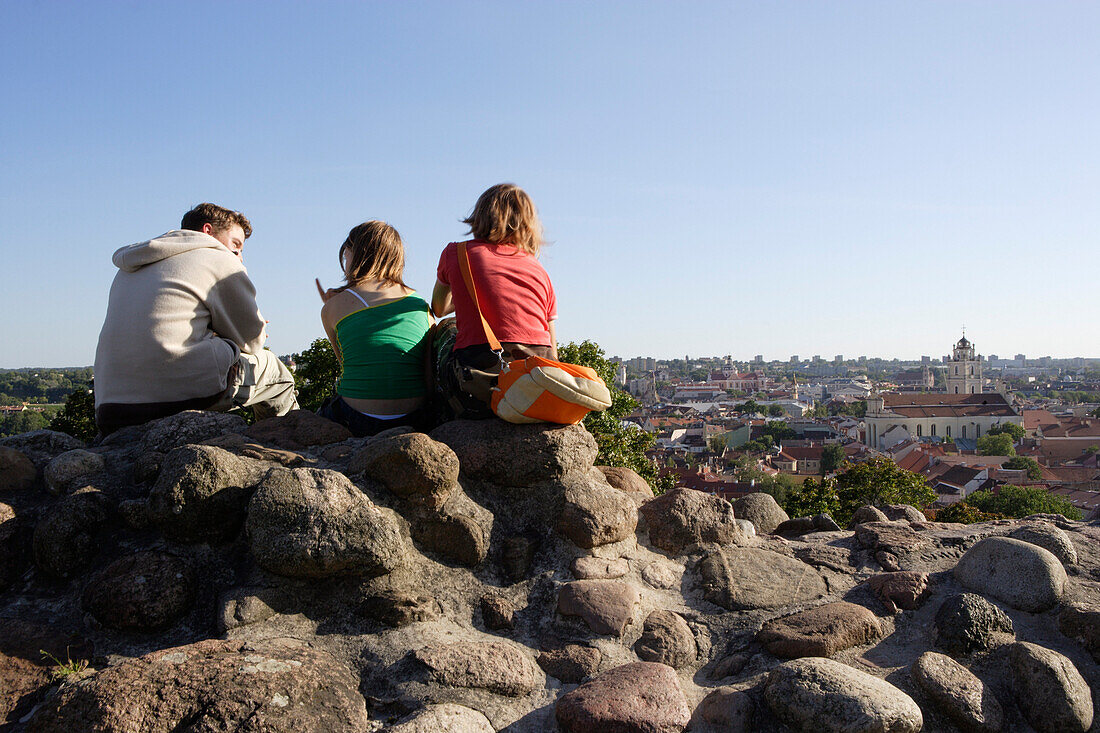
[945, 333, 983, 394]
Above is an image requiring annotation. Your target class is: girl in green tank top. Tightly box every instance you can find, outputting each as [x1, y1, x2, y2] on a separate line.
[316, 221, 433, 436]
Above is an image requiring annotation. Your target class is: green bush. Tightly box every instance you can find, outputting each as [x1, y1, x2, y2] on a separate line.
[934, 502, 1004, 524]
[965, 485, 1082, 520]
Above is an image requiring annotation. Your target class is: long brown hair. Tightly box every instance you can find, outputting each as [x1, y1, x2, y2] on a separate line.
[462, 183, 544, 255]
[338, 221, 407, 289]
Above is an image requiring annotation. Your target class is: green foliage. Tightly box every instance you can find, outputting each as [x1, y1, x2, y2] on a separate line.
[830, 457, 937, 526]
[558, 341, 660, 491]
[40, 648, 89, 680]
[782, 477, 840, 519]
[49, 388, 97, 442]
[809, 402, 828, 418]
[1085, 444, 1099, 455]
[820, 444, 846, 474]
[734, 399, 763, 415]
[707, 435, 728, 453]
[0, 409, 51, 438]
[1003, 455, 1042, 479]
[759, 422, 796, 443]
[965, 485, 1082, 520]
[934, 502, 1004, 524]
[291, 338, 341, 412]
[828, 400, 867, 418]
[0, 367, 93, 404]
[976, 432, 1016, 457]
[987, 422, 1025, 441]
[767, 404, 784, 417]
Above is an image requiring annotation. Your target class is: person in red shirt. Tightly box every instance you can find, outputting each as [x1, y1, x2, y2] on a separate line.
[431, 183, 559, 417]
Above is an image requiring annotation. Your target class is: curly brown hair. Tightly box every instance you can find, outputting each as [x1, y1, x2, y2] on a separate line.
[181, 203, 252, 239]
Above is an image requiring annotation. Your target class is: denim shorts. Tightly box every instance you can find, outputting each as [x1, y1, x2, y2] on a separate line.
[316, 395, 433, 437]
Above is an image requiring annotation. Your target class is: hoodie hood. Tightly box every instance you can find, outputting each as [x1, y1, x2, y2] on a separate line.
[112, 229, 233, 272]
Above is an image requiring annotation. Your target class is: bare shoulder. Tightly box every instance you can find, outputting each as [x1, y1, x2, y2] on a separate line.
[321, 290, 359, 326]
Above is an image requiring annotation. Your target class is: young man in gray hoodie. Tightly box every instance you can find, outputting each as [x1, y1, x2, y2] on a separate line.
[93, 203, 298, 435]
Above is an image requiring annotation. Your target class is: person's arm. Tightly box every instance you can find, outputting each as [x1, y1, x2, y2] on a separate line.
[207, 269, 267, 355]
[431, 280, 453, 318]
[320, 301, 343, 364]
[548, 320, 558, 360]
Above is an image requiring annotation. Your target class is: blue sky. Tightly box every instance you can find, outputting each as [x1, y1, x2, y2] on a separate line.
[2, 1, 1097, 367]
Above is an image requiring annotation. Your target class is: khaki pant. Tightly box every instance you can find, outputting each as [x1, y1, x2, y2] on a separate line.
[211, 350, 299, 420]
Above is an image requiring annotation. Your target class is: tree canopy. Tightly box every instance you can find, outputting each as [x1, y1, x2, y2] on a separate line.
[820, 444, 846, 474]
[987, 422, 1025, 442]
[1002, 455, 1042, 479]
[291, 339, 341, 412]
[964, 485, 1082, 521]
[976, 432, 1016, 457]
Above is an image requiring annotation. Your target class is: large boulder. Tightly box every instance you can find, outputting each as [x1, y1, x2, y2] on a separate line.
[757, 602, 883, 659]
[148, 445, 265, 543]
[0, 502, 29, 590]
[696, 546, 826, 611]
[1008, 641, 1094, 733]
[388, 704, 494, 733]
[597, 465, 654, 500]
[558, 579, 640, 637]
[764, 657, 923, 733]
[1059, 603, 1100, 662]
[558, 480, 638, 548]
[732, 492, 789, 534]
[245, 410, 351, 450]
[430, 420, 597, 486]
[349, 432, 459, 510]
[0, 619, 91, 727]
[537, 645, 602, 683]
[1009, 522, 1078, 566]
[413, 641, 541, 697]
[141, 410, 247, 452]
[32, 488, 112, 578]
[0, 430, 85, 469]
[556, 662, 690, 733]
[82, 551, 196, 632]
[640, 488, 744, 554]
[934, 593, 1014, 655]
[953, 536, 1066, 612]
[868, 571, 930, 614]
[634, 610, 696, 669]
[0, 446, 36, 492]
[27, 638, 370, 732]
[849, 504, 890, 526]
[247, 467, 409, 578]
[43, 449, 104, 495]
[911, 651, 1004, 733]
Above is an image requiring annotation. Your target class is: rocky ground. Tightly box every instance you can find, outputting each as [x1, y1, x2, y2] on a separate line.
[0, 411, 1097, 732]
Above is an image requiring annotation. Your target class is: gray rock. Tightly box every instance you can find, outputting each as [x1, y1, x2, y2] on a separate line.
[634, 610, 696, 669]
[500, 535, 537, 583]
[0, 430, 85, 469]
[775, 513, 841, 536]
[707, 653, 750, 680]
[556, 662, 690, 733]
[757, 602, 882, 659]
[430, 420, 597, 486]
[1059, 603, 1100, 662]
[734, 518, 756, 538]
[572, 556, 629, 579]
[868, 571, 930, 614]
[849, 505, 889, 527]
[141, 410, 247, 452]
[43, 449, 104, 495]
[387, 703, 494, 733]
[935, 593, 1014, 655]
[348, 432, 458, 511]
[0, 447, 36, 493]
[413, 641, 541, 696]
[537, 645, 602, 683]
[360, 590, 441, 627]
[131, 452, 163, 484]
[1009, 641, 1094, 733]
[696, 547, 826, 611]
[597, 465, 654, 499]
[117, 499, 150, 529]
[33, 488, 112, 578]
[691, 686, 757, 731]
[641, 561, 681, 589]
[82, 552, 196, 632]
[480, 594, 515, 630]
[640, 488, 744, 555]
[217, 588, 281, 633]
[411, 509, 488, 567]
[244, 410, 352, 450]
[148, 445, 265, 543]
[1009, 522, 1078, 566]
[558, 480, 638, 548]
[881, 504, 925, 523]
[27, 637, 370, 732]
[764, 657, 923, 733]
[732, 493, 789, 534]
[911, 651, 1004, 733]
[558, 579, 640, 636]
[953, 536, 1066, 612]
[247, 467, 409, 578]
[0, 501, 28, 590]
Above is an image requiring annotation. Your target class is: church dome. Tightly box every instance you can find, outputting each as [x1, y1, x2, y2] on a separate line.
[956, 336, 970, 348]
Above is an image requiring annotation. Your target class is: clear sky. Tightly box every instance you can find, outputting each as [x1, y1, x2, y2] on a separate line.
[2, 1, 1097, 367]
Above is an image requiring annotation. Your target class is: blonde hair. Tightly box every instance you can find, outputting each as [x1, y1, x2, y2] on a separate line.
[462, 183, 544, 255]
[339, 221, 407, 289]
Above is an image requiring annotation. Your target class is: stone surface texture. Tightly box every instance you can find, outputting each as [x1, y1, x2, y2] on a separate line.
[640, 488, 745, 554]
[597, 465, 654, 499]
[349, 432, 459, 510]
[764, 657, 923, 733]
[44, 449, 104, 494]
[1009, 641, 1094, 733]
[558, 579, 640, 636]
[413, 641, 541, 697]
[953, 536, 1067, 611]
[555, 662, 691, 733]
[1009, 521, 1078, 565]
[82, 551, 196, 631]
[0, 446, 36, 492]
[633, 610, 696, 668]
[732, 492, 789, 534]
[911, 651, 1004, 733]
[696, 546, 827, 611]
[934, 593, 1015, 655]
[757, 601, 883, 658]
[558, 480, 638, 548]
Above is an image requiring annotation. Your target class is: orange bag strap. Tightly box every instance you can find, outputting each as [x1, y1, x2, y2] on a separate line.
[456, 242, 504, 354]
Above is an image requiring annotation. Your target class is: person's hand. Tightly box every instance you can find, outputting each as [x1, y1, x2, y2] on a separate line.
[316, 278, 340, 303]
